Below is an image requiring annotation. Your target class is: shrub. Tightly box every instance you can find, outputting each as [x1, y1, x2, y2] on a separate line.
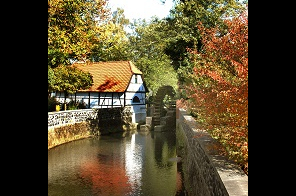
[48, 96, 60, 112]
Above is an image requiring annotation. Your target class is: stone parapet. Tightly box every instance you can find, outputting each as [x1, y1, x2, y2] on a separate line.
[48, 109, 97, 129]
[176, 108, 248, 196]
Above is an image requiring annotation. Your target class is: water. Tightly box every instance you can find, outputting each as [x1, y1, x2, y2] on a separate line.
[48, 131, 187, 196]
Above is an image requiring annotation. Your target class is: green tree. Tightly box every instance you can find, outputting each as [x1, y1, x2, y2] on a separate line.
[51, 65, 93, 94]
[48, 0, 110, 67]
[48, 66, 56, 97]
[48, 0, 109, 95]
[128, 18, 178, 97]
[164, 0, 246, 79]
[90, 8, 131, 61]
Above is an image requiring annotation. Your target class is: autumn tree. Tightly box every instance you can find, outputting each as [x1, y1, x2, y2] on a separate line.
[48, 0, 110, 96]
[90, 8, 131, 61]
[179, 10, 248, 174]
[48, 0, 109, 67]
[164, 0, 246, 82]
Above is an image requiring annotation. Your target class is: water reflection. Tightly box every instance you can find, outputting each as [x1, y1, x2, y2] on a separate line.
[48, 131, 185, 196]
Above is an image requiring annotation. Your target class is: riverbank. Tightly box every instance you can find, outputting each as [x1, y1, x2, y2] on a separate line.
[48, 122, 91, 149]
[48, 121, 138, 149]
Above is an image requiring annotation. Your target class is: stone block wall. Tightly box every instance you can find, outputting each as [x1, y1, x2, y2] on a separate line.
[94, 107, 134, 133]
[48, 107, 135, 149]
[48, 109, 97, 129]
[48, 107, 133, 130]
[176, 108, 248, 196]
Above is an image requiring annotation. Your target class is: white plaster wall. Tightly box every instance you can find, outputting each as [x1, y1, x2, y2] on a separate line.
[129, 105, 147, 123]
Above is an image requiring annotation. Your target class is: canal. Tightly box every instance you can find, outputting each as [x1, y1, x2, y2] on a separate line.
[48, 130, 188, 196]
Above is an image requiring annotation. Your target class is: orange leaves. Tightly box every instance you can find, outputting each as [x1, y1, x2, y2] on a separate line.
[206, 70, 227, 83]
[48, 0, 110, 66]
[181, 10, 248, 174]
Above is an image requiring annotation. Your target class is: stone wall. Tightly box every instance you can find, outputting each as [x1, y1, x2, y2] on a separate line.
[176, 108, 248, 196]
[48, 107, 135, 149]
[48, 109, 97, 130]
[94, 107, 135, 133]
[48, 107, 134, 131]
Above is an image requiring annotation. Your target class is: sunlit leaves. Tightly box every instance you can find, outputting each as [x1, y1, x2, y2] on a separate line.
[181, 10, 248, 174]
[90, 8, 131, 61]
[127, 19, 179, 96]
[48, 0, 108, 94]
[50, 65, 93, 94]
[165, 0, 246, 71]
[48, 0, 110, 67]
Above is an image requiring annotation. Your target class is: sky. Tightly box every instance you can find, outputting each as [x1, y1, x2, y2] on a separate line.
[106, 0, 175, 22]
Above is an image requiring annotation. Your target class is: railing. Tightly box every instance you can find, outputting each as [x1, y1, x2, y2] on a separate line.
[48, 109, 97, 130]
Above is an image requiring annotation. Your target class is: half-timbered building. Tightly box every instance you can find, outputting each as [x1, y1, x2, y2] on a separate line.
[53, 61, 148, 123]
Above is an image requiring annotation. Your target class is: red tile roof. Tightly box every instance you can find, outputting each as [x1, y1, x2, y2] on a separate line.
[72, 61, 143, 92]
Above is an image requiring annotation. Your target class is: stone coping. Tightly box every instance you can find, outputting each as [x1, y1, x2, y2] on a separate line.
[178, 108, 248, 196]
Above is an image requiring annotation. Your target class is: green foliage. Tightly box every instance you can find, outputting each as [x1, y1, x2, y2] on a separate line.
[67, 100, 87, 110]
[90, 8, 132, 61]
[164, 0, 246, 74]
[48, 0, 110, 68]
[128, 19, 178, 96]
[48, 96, 60, 112]
[48, 0, 108, 95]
[48, 98, 87, 111]
[137, 57, 178, 96]
[50, 65, 93, 94]
[48, 66, 56, 94]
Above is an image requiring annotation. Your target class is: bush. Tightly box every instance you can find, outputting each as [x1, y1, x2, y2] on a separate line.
[66, 100, 87, 110]
[48, 97, 87, 112]
[48, 96, 60, 112]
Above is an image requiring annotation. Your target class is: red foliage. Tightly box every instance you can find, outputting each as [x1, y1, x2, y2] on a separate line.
[181, 10, 248, 174]
[79, 159, 132, 195]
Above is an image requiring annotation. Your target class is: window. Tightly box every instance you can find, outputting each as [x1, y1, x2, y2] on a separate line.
[132, 96, 140, 103]
[135, 75, 138, 83]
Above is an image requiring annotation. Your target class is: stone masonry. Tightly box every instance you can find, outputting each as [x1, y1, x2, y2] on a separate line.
[176, 108, 248, 196]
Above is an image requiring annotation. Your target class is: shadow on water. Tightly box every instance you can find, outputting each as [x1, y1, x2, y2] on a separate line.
[48, 130, 188, 196]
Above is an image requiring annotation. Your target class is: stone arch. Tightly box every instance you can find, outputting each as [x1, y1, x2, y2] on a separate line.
[154, 85, 176, 101]
[151, 85, 176, 126]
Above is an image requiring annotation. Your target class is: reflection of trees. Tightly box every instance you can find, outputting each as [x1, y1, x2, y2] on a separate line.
[79, 158, 132, 195]
[79, 138, 132, 196]
[153, 132, 177, 168]
[49, 131, 180, 196]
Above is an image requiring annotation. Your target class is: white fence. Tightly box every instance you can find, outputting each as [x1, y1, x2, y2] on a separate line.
[48, 109, 97, 130]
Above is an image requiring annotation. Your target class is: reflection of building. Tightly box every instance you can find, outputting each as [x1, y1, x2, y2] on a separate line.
[125, 133, 142, 192]
[53, 61, 148, 123]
